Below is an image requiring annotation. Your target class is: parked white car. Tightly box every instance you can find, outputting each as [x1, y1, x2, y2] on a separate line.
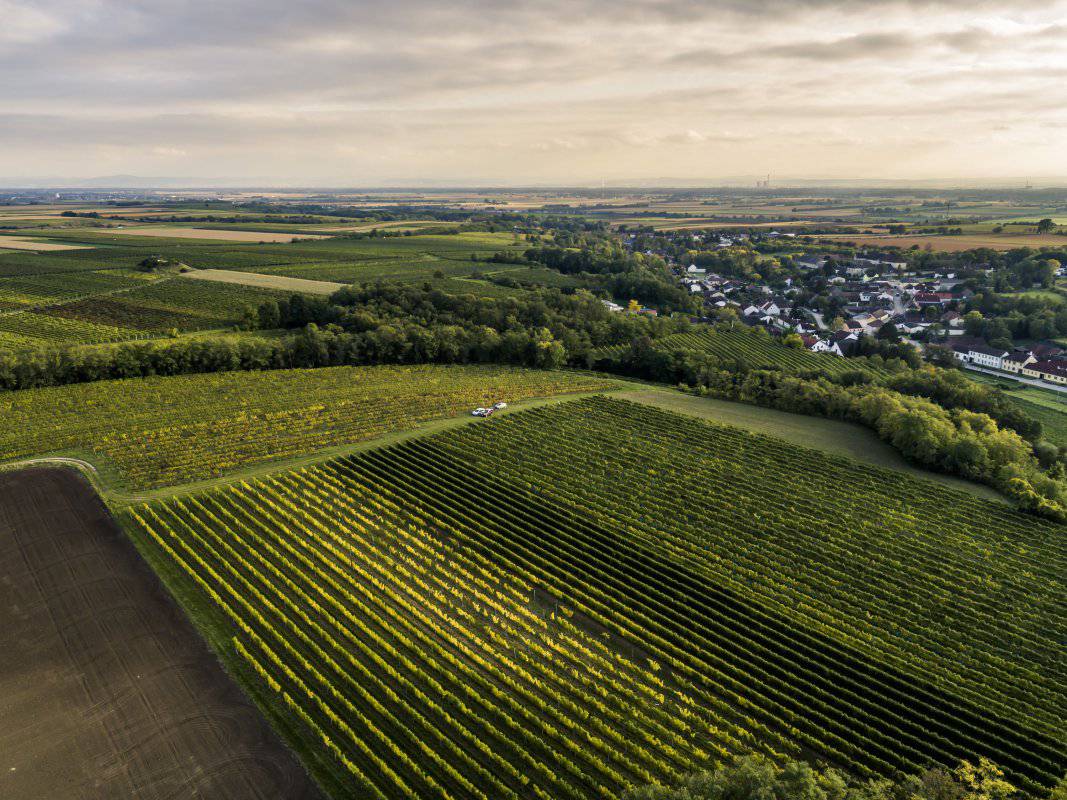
[471, 408, 489, 416]
[493, 402, 507, 410]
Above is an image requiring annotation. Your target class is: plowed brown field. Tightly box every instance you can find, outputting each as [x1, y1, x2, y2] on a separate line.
[0, 467, 323, 800]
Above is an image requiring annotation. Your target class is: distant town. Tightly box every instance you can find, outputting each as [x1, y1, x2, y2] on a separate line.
[609, 227, 1067, 389]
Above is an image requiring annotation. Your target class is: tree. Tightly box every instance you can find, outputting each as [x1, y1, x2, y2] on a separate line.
[238, 305, 259, 331]
[963, 310, 985, 337]
[622, 755, 847, 800]
[627, 298, 642, 313]
[137, 255, 167, 272]
[877, 322, 900, 342]
[1036, 218, 1055, 234]
[623, 757, 1017, 800]
[257, 300, 281, 329]
[783, 332, 804, 349]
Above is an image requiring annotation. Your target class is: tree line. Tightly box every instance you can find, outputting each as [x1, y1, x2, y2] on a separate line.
[1, 282, 1062, 520]
[624, 754, 1056, 800]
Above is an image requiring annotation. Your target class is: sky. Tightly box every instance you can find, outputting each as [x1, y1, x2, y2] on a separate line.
[1, 0, 1066, 186]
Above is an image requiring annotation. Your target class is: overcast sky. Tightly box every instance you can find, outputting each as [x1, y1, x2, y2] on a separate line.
[2, 0, 1066, 186]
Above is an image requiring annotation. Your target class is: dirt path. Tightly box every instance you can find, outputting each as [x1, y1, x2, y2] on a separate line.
[0, 467, 323, 800]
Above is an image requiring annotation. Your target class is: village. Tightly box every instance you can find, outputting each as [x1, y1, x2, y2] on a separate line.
[617, 229, 1067, 389]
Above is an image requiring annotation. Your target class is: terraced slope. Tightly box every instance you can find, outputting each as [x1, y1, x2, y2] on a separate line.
[122, 397, 1065, 800]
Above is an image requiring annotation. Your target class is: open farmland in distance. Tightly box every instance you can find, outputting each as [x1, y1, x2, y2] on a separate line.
[811, 233, 1067, 252]
[87, 226, 333, 242]
[0, 467, 323, 800]
[122, 396, 1065, 800]
[0, 236, 95, 251]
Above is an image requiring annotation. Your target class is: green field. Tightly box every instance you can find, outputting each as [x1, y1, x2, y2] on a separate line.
[120, 396, 1065, 800]
[1008, 392, 1067, 449]
[0, 231, 536, 347]
[962, 371, 1067, 448]
[0, 365, 618, 491]
[623, 390, 1002, 500]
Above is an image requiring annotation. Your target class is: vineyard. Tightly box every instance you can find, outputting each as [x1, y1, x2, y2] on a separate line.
[42, 276, 293, 333]
[997, 387, 1067, 450]
[591, 328, 887, 377]
[0, 365, 617, 489]
[122, 396, 1065, 800]
[0, 269, 144, 311]
[0, 310, 137, 347]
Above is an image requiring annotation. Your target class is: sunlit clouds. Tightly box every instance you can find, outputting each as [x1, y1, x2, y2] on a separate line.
[1, 0, 1065, 184]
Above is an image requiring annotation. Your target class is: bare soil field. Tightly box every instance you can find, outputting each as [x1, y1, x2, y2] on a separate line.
[183, 268, 345, 295]
[0, 467, 323, 800]
[815, 233, 1067, 251]
[102, 226, 332, 243]
[0, 237, 94, 251]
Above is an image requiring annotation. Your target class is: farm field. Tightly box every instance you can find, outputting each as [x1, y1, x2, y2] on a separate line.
[0, 364, 619, 491]
[122, 396, 1065, 800]
[42, 276, 293, 334]
[960, 371, 1067, 449]
[0, 467, 323, 800]
[591, 327, 887, 377]
[0, 236, 94, 251]
[0, 269, 146, 311]
[0, 231, 537, 348]
[94, 226, 333, 242]
[180, 268, 346, 296]
[812, 233, 1067, 252]
[0, 311, 135, 348]
[0, 231, 528, 285]
[1013, 396, 1067, 449]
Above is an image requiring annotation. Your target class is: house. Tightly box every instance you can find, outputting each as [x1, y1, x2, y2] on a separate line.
[828, 330, 861, 356]
[795, 255, 827, 271]
[964, 344, 1010, 370]
[810, 338, 841, 355]
[940, 311, 964, 328]
[1002, 351, 1037, 374]
[893, 312, 930, 336]
[855, 256, 907, 272]
[1030, 343, 1064, 361]
[686, 264, 706, 276]
[913, 292, 954, 309]
[602, 300, 623, 313]
[1023, 360, 1067, 385]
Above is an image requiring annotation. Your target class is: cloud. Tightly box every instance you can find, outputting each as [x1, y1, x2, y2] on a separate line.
[0, 0, 1065, 182]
